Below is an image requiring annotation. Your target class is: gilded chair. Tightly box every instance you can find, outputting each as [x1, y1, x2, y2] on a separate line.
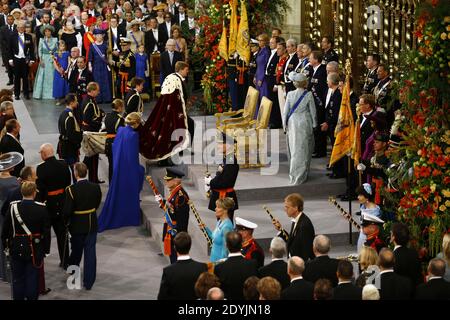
[215, 86, 259, 130]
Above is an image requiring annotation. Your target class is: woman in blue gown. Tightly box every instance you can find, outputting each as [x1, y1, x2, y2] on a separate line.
[33, 25, 57, 99]
[53, 40, 70, 105]
[98, 112, 144, 232]
[88, 29, 112, 103]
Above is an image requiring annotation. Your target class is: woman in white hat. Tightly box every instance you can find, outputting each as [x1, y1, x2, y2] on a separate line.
[283, 71, 317, 184]
[127, 19, 144, 53]
[33, 24, 57, 100]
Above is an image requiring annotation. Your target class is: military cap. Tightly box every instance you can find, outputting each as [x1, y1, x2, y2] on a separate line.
[120, 37, 131, 45]
[361, 213, 384, 227]
[235, 217, 258, 230]
[163, 167, 185, 180]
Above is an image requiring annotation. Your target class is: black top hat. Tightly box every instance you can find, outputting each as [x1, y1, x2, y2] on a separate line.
[163, 167, 185, 180]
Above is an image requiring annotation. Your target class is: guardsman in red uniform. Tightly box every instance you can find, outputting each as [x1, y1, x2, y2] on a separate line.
[361, 213, 386, 254]
[236, 217, 265, 268]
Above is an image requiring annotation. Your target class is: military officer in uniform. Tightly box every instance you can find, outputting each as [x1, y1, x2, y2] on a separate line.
[361, 213, 386, 253]
[1, 181, 50, 300]
[124, 77, 144, 115]
[63, 162, 102, 290]
[81, 82, 105, 183]
[36, 143, 72, 269]
[248, 39, 259, 89]
[110, 37, 136, 99]
[235, 217, 265, 269]
[374, 64, 394, 123]
[362, 54, 380, 94]
[69, 57, 94, 120]
[321, 36, 338, 65]
[266, 36, 282, 128]
[57, 93, 83, 178]
[205, 133, 239, 223]
[156, 167, 190, 264]
[104, 98, 125, 182]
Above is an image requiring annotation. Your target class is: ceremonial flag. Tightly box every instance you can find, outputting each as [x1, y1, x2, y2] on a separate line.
[228, 0, 238, 57]
[236, 0, 250, 64]
[218, 25, 228, 61]
[329, 76, 355, 166]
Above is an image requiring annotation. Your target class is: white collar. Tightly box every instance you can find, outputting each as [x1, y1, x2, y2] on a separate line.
[271, 258, 284, 262]
[271, 48, 277, 54]
[380, 269, 394, 275]
[228, 252, 243, 258]
[188, 17, 194, 21]
[6, 132, 19, 141]
[338, 281, 352, 285]
[291, 276, 303, 282]
[428, 276, 442, 281]
[313, 64, 320, 72]
[77, 177, 88, 182]
[176, 72, 185, 81]
[177, 255, 191, 261]
[393, 245, 402, 251]
[291, 212, 302, 224]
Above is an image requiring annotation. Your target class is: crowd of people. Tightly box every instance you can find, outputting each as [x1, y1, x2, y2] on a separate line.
[0, 0, 448, 302]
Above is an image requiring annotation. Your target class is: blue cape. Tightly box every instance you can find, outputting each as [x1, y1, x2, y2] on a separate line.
[98, 126, 145, 232]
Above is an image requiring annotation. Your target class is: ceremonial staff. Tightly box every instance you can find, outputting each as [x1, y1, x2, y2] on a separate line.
[188, 200, 213, 247]
[263, 205, 289, 239]
[204, 114, 211, 198]
[328, 197, 361, 231]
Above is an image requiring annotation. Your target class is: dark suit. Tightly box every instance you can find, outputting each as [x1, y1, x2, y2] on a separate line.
[8, 31, 35, 98]
[57, 108, 83, 170]
[157, 258, 208, 300]
[0, 23, 16, 82]
[393, 246, 423, 290]
[160, 50, 183, 83]
[36, 156, 72, 266]
[333, 282, 362, 300]
[265, 50, 281, 128]
[0, 133, 24, 177]
[68, 68, 94, 106]
[380, 271, 413, 300]
[158, 22, 172, 48]
[208, 154, 239, 221]
[258, 260, 290, 290]
[145, 29, 164, 54]
[180, 19, 195, 45]
[283, 53, 299, 93]
[303, 255, 339, 287]
[62, 179, 102, 289]
[124, 89, 144, 115]
[280, 213, 315, 262]
[281, 278, 314, 300]
[360, 110, 375, 156]
[307, 64, 328, 156]
[0, 14, 6, 27]
[214, 255, 258, 300]
[324, 89, 342, 145]
[1, 200, 50, 300]
[415, 278, 450, 300]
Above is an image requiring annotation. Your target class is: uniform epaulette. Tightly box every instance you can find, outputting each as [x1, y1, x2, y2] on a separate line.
[35, 201, 46, 206]
[10, 200, 21, 205]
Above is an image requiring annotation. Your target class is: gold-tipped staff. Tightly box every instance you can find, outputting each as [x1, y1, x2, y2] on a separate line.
[263, 205, 290, 239]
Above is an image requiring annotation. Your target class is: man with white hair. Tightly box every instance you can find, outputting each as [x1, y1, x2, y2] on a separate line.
[326, 61, 339, 75]
[282, 38, 299, 93]
[303, 235, 339, 286]
[281, 256, 314, 300]
[160, 38, 183, 83]
[36, 143, 72, 268]
[258, 237, 290, 289]
[8, 20, 35, 100]
[362, 284, 380, 300]
[207, 287, 225, 300]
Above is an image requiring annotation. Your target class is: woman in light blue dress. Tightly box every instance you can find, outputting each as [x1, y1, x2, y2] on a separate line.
[205, 197, 235, 263]
[283, 72, 317, 185]
[33, 25, 57, 99]
[356, 183, 383, 253]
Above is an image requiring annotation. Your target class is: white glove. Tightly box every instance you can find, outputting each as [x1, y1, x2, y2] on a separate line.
[357, 163, 366, 171]
[204, 176, 212, 193]
[154, 195, 163, 203]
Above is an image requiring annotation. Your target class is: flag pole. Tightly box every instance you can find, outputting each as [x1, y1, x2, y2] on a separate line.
[348, 156, 352, 245]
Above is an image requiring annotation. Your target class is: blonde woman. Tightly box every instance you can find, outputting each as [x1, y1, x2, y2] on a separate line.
[356, 246, 379, 287]
[171, 25, 188, 61]
[127, 20, 144, 52]
[437, 234, 450, 282]
[204, 197, 235, 263]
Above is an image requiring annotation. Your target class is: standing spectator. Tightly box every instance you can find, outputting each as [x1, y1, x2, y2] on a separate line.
[257, 276, 281, 300]
[1, 181, 50, 300]
[254, 33, 270, 113]
[103, 99, 125, 183]
[333, 260, 362, 300]
[214, 231, 258, 300]
[358, 94, 376, 158]
[282, 38, 299, 94]
[145, 17, 164, 53]
[274, 41, 288, 116]
[53, 40, 70, 105]
[88, 29, 112, 103]
[194, 272, 221, 300]
[415, 258, 450, 300]
[157, 232, 208, 300]
[0, 119, 24, 177]
[436, 234, 450, 282]
[320, 36, 338, 64]
[266, 36, 281, 128]
[69, 56, 94, 108]
[8, 21, 35, 100]
[362, 53, 380, 94]
[258, 237, 290, 290]
[124, 77, 144, 115]
[159, 38, 183, 84]
[60, 19, 82, 53]
[247, 39, 259, 89]
[158, 11, 172, 46]
[205, 197, 234, 263]
[0, 15, 16, 85]
[355, 246, 379, 287]
[273, 193, 315, 262]
[281, 256, 314, 300]
[63, 162, 102, 291]
[180, 8, 196, 47]
[33, 24, 57, 100]
[303, 235, 339, 287]
[36, 143, 72, 269]
[391, 222, 423, 288]
[236, 217, 264, 269]
[127, 20, 144, 53]
[378, 248, 412, 300]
